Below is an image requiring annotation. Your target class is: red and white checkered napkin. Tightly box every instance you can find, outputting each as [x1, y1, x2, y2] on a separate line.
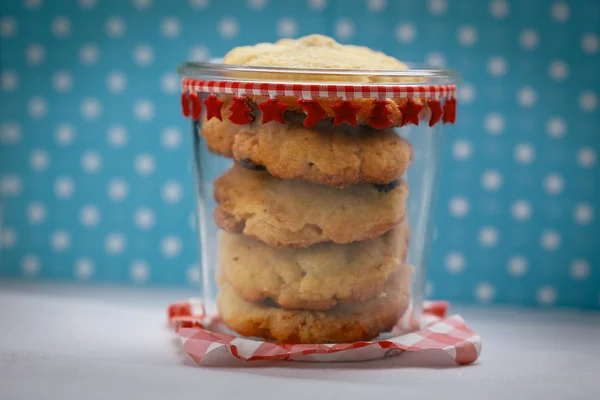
[168, 300, 481, 365]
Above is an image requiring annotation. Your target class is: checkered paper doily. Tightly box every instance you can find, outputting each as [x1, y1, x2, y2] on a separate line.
[168, 300, 482, 365]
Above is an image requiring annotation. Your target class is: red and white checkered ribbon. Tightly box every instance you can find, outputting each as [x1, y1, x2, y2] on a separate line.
[168, 300, 481, 365]
[181, 78, 457, 100]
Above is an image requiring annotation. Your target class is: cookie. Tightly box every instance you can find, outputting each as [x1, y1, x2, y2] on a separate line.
[216, 265, 412, 344]
[202, 110, 413, 187]
[213, 164, 409, 247]
[218, 219, 409, 310]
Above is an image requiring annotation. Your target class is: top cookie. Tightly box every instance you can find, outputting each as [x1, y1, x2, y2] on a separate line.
[223, 34, 409, 71]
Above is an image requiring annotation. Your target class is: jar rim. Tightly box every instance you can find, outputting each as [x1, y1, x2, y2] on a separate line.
[177, 60, 461, 85]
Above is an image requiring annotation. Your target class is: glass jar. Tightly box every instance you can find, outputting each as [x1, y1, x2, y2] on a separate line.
[178, 62, 459, 344]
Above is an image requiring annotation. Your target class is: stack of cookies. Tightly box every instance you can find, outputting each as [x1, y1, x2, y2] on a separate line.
[200, 35, 415, 344]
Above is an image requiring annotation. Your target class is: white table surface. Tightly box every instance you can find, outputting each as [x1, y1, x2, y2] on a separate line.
[0, 282, 599, 400]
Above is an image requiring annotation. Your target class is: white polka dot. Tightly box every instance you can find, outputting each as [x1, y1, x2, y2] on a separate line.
[21, 255, 40, 277]
[160, 16, 181, 38]
[551, 1, 570, 22]
[507, 256, 528, 277]
[537, 286, 557, 305]
[161, 236, 182, 258]
[277, 17, 298, 38]
[548, 60, 569, 81]
[0, 174, 22, 196]
[481, 169, 503, 191]
[546, 117, 567, 139]
[478, 226, 499, 247]
[27, 202, 46, 224]
[452, 139, 473, 161]
[133, 0, 152, 9]
[457, 25, 478, 47]
[78, 0, 97, 9]
[475, 282, 495, 302]
[28, 96, 47, 118]
[540, 230, 561, 251]
[105, 233, 126, 255]
[425, 52, 446, 68]
[445, 252, 465, 273]
[188, 46, 209, 62]
[577, 147, 596, 169]
[395, 22, 416, 43]
[52, 70, 72, 92]
[54, 176, 75, 199]
[191, 0, 210, 9]
[519, 29, 539, 50]
[511, 200, 532, 221]
[51, 16, 71, 38]
[366, 0, 386, 11]
[134, 207, 155, 230]
[1, 16, 17, 37]
[1, 122, 21, 144]
[55, 123, 75, 145]
[50, 230, 71, 252]
[74, 258, 95, 280]
[0, 227, 16, 249]
[427, 0, 446, 15]
[1, 70, 19, 91]
[130, 260, 150, 283]
[514, 143, 535, 164]
[307, 0, 327, 10]
[187, 264, 201, 283]
[26, 44, 45, 65]
[448, 196, 469, 218]
[218, 17, 239, 39]
[489, 0, 509, 19]
[579, 91, 597, 112]
[570, 259, 590, 280]
[487, 57, 508, 77]
[105, 16, 126, 38]
[484, 112, 504, 135]
[79, 44, 100, 65]
[517, 86, 537, 107]
[30, 149, 50, 171]
[24, 0, 43, 10]
[543, 173, 564, 195]
[107, 179, 128, 202]
[107, 125, 127, 148]
[134, 154, 155, 176]
[581, 33, 599, 55]
[133, 45, 154, 66]
[79, 205, 100, 227]
[161, 127, 182, 149]
[80, 97, 102, 120]
[574, 203, 594, 225]
[161, 72, 179, 94]
[81, 151, 102, 173]
[161, 181, 183, 204]
[458, 83, 475, 103]
[134, 99, 154, 121]
[106, 71, 127, 93]
[334, 17, 355, 40]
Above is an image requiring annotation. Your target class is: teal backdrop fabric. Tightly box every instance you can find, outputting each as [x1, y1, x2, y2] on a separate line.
[0, 0, 598, 308]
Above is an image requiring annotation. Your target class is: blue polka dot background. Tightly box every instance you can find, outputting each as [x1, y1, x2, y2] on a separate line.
[0, 0, 598, 309]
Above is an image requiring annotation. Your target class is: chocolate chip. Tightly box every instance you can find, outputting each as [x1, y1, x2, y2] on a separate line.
[240, 158, 266, 171]
[374, 180, 399, 193]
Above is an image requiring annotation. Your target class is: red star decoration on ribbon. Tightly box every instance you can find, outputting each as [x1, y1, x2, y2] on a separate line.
[298, 99, 328, 128]
[443, 98, 457, 124]
[203, 95, 224, 121]
[399, 99, 424, 127]
[428, 99, 443, 127]
[330, 100, 362, 127]
[181, 92, 190, 118]
[228, 96, 253, 125]
[190, 93, 202, 121]
[257, 98, 288, 124]
[367, 100, 393, 129]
